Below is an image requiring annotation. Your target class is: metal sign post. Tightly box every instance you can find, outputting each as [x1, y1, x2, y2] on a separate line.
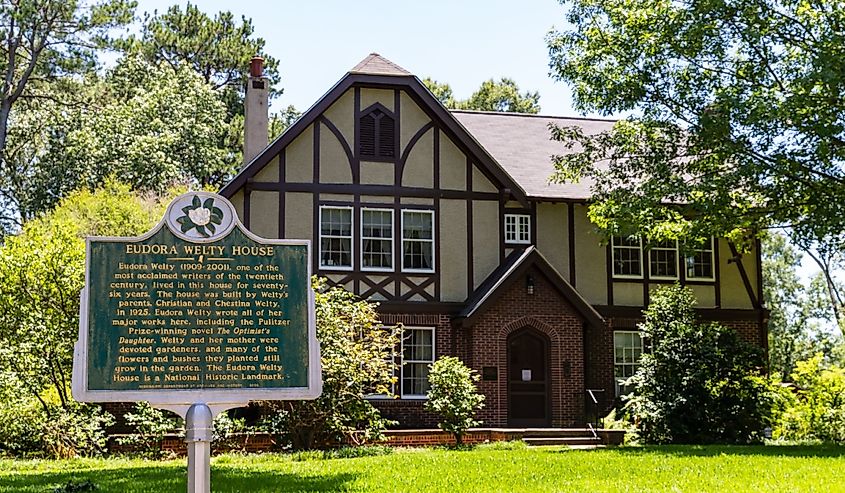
[186, 403, 212, 493]
[72, 192, 321, 493]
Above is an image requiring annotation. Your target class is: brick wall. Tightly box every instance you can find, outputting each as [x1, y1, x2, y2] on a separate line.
[589, 315, 768, 415]
[372, 313, 453, 427]
[467, 266, 586, 427]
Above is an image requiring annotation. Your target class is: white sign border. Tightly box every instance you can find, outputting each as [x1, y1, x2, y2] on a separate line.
[72, 192, 321, 408]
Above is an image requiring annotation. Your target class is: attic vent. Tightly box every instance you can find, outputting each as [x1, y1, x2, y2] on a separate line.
[359, 104, 395, 160]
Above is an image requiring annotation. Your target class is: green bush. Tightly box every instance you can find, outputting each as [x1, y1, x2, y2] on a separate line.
[775, 354, 845, 443]
[264, 279, 400, 450]
[0, 397, 113, 458]
[117, 402, 182, 457]
[425, 356, 485, 446]
[626, 285, 779, 444]
[41, 403, 114, 459]
[0, 396, 48, 456]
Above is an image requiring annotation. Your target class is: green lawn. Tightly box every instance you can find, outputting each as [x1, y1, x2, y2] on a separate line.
[2, 444, 844, 493]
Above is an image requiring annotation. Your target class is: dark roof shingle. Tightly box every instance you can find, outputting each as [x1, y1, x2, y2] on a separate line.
[451, 110, 617, 200]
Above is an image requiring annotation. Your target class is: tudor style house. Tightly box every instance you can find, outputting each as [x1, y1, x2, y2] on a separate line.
[221, 54, 767, 428]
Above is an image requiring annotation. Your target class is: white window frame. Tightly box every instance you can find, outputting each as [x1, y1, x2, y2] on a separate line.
[613, 330, 644, 397]
[360, 208, 394, 273]
[611, 236, 644, 279]
[400, 209, 435, 274]
[318, 205, 354, 271]
[400, 326, 436, 399]
[685, 237, 716, 281]
[504, 214, 531, 244]
[648, 240, 679, 280]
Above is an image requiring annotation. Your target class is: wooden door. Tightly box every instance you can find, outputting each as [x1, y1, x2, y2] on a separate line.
[507, 328, 550, 427]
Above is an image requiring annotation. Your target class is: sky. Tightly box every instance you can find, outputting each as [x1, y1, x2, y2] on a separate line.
[130, 0, 826, 282]
[132, 0, 584, 117]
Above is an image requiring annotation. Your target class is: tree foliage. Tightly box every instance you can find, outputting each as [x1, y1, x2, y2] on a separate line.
[763, 233, 845, 375]
[14, 55, 235, 220]
[547, 0, 845, 251]
[133, 2, 279, 93]
[423, 77, 541, 113]
[626, 285, 779, 444]
[776, 354, 845, 443]
[425, 356, 485, 445]
[0, 0, 135, 229]
[0, 179, 172, 412]
[265, 278, 400, 450]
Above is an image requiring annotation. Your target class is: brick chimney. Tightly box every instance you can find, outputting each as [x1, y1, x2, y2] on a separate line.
[244, 56, 269, 165]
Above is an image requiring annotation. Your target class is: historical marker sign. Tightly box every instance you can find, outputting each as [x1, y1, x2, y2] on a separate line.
[72, 191, 321, 405]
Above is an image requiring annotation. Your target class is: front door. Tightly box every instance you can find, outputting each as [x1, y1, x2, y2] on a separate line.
[507, 328, 550, 427]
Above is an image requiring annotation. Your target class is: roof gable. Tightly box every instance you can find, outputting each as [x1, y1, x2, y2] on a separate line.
[350, 53, 411, 76]
[458, 246, 605, 329]
[220, 54, 527, 204]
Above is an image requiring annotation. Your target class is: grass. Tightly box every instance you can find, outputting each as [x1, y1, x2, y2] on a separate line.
[2, 444, 844, 492]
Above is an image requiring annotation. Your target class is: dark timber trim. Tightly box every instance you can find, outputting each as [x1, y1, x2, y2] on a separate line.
[243, 183, 252, 230]
[567, 202, 576, 287]
[466, 157, 474, 296]
[219, 72, 528, 206]
[458, 246, 605, 329]
[714, 239, 722, 307]
[434, 126, 441, 300]
[278, 151, 285, 237]
[605, 243, 614, 305]
[319, 116, 355, 180]
[596, 304, 766, 322]
[243, 181, 499, 201]
[312, 121, 321, 273]
[728, 241, 761, 309]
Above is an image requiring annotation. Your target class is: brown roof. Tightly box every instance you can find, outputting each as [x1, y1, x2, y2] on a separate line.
[451, 110, 617, 200]
[349, 53, 411, 76]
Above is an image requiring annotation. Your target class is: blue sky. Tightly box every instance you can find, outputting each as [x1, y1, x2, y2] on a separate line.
[132, 0, 583, 116]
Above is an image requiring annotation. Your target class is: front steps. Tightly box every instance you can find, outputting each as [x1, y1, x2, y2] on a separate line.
[521, 428, 604, 447]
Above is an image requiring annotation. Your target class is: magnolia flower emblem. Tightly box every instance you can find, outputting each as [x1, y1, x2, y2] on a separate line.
[176, 195, 224, 237]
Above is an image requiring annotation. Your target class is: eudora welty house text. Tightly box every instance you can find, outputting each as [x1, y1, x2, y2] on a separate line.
[221, 54, 766, 427]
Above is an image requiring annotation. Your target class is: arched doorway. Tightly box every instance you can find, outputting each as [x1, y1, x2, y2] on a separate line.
[507, 328, 551, 427]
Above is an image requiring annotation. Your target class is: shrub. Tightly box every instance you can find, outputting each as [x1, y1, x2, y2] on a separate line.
[117, 402, 182, 457]
[775, 354, 845, 443]
[0, 396, 48, 456]
[41, 403, 114, 459]
[626, 285, 779, 444]
[264, 278, 400, 450]
[425, 356, 485, 446]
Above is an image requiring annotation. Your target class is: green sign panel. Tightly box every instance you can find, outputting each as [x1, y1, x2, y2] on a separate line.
[72, 192, 320, 405]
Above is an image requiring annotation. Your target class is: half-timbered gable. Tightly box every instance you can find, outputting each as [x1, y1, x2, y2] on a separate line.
[221, 54, 767, 428]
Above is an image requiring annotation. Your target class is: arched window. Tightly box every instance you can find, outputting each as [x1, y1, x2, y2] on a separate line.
[359, 104, 396, 160]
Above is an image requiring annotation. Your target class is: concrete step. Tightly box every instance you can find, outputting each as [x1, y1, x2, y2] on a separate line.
[523, 436, 602, 447]
[522, 428, 599, 438]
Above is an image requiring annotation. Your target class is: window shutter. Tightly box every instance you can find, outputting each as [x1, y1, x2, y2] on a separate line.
[360, 112, 376, 157]
[359, 106, 395, 159]
[378, 114, 395, 157]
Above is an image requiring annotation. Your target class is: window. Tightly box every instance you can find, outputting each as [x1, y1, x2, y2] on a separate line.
[614, 331, 644, 397]
[361, 208, 393, 271]
[359, 105, 395, 160]
[612, 236, 643, 278]
[319, 206, 353, 270]
[402, 327, 435, 398]
[504, 214, 531, 244]
[401, 210, 434, 272]
[686, 238, 715, 280]
[649, 240, 678, 279]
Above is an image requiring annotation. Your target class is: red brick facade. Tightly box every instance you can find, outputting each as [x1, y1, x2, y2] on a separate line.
[373, 270, 768, 428]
